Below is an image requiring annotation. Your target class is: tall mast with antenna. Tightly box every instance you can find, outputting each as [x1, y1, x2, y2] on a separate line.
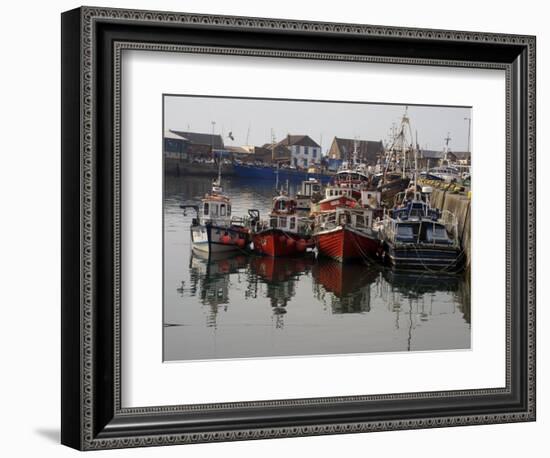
[414, 130, 418, 190]
[353, 137, 358, 168]
[443, 132, 451, 164]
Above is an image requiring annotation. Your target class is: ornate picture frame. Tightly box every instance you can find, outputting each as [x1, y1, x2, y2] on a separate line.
[61, 6, 536, 450]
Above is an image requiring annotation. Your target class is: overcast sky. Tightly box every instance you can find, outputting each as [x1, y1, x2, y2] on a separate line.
[164, 95, 472, 153]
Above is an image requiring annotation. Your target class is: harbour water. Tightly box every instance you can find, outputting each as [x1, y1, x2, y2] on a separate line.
[164, 175, 471, 361]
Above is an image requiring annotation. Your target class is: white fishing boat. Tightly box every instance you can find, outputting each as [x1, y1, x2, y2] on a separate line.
[181, 167, 250, 254]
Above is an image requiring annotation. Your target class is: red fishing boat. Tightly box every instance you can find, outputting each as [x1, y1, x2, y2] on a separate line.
[313, 196, 382, 263]
[249, 193, 314, 257]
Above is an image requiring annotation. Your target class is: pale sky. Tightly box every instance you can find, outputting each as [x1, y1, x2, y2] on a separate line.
[164, 95, 472, 154]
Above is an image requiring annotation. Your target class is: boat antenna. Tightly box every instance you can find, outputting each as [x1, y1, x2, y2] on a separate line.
[444, 132, 451, 164]
[414, 130, 418, 191]
[271, 128, 276, 162]
[353, 137, 358, 168]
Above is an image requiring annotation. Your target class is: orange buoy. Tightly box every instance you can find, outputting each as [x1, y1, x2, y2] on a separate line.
[221, 234, 232, 244]
[236, 238, 246, 248]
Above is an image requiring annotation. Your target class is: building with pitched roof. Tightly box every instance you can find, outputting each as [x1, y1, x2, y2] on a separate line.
[164, 130, 225, 160]
[275, 134, 321, 168]
[328, 137, 384, 166]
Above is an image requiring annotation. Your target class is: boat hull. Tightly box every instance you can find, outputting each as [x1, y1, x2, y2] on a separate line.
[314, 226, 381, 262]
[234, 163, 333, 183]
[190, 224, 249, 253]
[384, 243, 463, 271]
[252, 229, 311, 257]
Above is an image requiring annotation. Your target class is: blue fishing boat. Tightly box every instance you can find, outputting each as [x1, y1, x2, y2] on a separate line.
[377, 186, 464, 272]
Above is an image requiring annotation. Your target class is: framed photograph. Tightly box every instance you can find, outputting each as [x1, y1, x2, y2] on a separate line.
[61, 6, 536, 450]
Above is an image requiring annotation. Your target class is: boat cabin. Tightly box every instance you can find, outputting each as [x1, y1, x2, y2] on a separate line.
[315, 207, 375, 232]
[387, 220, 455, 246]
[268, 213, 311, 235]
[391, 194, 440, 222]
[200, 193, 232, 226]
[334, 170, 369, 184]
[360, 190, 382, 209]
[268, 194, 312, 234]
[300, 178, 322, 197]
[324, 185, 355, 199]
[271, 194, 296, 215]
[295, 179, 322, 212]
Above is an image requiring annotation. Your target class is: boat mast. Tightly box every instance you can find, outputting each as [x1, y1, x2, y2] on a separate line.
[400, 108, 410, 179]
[211, 121, 221, 189]
[353, 137, 358, 169]
[271, 128, 276, 162]
[414, 130, 418, 191]
[443, 132, 451, 164]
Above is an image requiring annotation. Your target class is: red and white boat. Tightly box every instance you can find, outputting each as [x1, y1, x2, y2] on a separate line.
[250, 193, 314, 257]
[313, 190, 383, 263]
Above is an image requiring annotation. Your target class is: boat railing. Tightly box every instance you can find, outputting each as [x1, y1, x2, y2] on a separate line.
[230, 215, 247, 226]
[202, 216, 233, 227]
[381, 214, 397, 242]
[440, 209, 459, 242]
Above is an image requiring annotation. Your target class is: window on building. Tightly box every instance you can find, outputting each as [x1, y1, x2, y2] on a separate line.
[227, 204, 231, 216]
[220, 204, 226, 216]
[304, 146, 308, 155]
[204, 202, 209, 215]
[279, 217, 287, 228]
[212, 204, 218, 216]
[313, 148, 317, 158]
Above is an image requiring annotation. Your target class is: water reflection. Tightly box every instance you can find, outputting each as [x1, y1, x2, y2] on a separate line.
[164, 175, 471, 360]
[247, 255, 315, 328]
[179, 248, 470, 339]
[185, 250, 249, 327]
[312, 259, 379, 314]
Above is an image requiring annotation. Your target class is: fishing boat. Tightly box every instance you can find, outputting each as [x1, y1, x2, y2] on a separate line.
[377, 186, 463, 271]
[376, 172, 411, 203]
[313, 205, 381, 262]
[181, 175, 250, 254]
[249, 193, 314, 257]
[312, 158, 371, 212]
[427, 165, 461, 182]
[295, 178, 322, 212]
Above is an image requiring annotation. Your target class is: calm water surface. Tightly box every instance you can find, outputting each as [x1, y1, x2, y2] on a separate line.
[164, 175, 471, 361]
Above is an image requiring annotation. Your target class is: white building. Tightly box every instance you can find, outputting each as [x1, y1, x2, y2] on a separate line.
[276, 134, 322, 168]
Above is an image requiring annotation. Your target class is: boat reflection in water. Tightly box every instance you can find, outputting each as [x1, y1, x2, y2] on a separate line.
[187, 249, 249, 327]
[186, 249, 314, 329]
[247, 255, 315, 328]
[312, 258, 380, 314]
[378, 269, 471, 351]
[382, 269, 470, 325]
